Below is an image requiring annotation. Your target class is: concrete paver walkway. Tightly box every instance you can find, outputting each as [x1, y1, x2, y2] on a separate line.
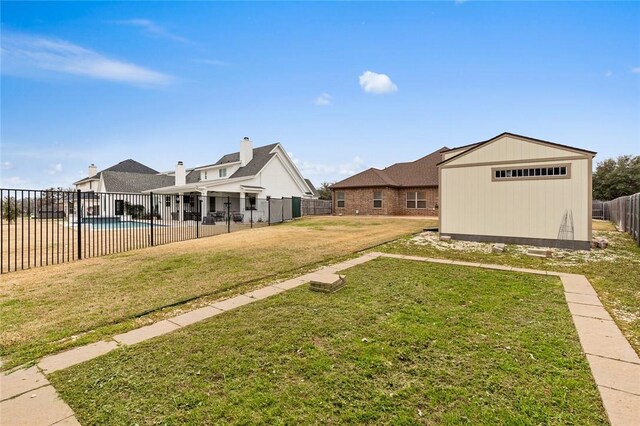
[1, 251, 638, 425]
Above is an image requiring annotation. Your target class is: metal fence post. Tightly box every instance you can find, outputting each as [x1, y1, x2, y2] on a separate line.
[267, 196, 271, 226]
[281, 197, 284, 223]
[250, 203, 253, 228]
[227, 196, 231, 233]
[150, 192, 155, 246]
[76, 189, 82, 260]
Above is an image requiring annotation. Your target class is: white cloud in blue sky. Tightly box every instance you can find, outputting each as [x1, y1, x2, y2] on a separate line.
[194, 59, 231, 67]
[359, 71, 398, 94]
[633, 67, 640, 73]
[114, 18, 191, 44]
[315, 93, 332, 106]
[1, 32, 173, 86]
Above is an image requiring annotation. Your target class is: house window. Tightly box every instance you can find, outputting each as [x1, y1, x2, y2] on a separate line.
[493, 164, 570, 181]
[373, 191, 383, 208]
[245, 194, 256, 210]
[337, 191, 345, 208]
[406, 191, 426, 209]
[204, 171, 208, 180]
[219, 168, 227, 178]
[165, 196, 171, 207]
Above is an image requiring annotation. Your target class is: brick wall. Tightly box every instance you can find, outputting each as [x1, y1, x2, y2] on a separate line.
[332, 187, 438, 216]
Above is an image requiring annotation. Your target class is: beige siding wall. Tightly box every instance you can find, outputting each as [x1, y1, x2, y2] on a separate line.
[442, 147, 471, 160]
[449, 136, 582, 165]
[441, 157, 591, 242]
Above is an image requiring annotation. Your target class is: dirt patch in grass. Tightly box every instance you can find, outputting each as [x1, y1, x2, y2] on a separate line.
[380, 223, 640, 354]
[50, 259, 606, 425]
[0, 216, 435, 369]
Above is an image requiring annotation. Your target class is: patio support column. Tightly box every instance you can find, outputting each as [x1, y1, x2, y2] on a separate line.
[201, 190, 208, 221]
[239, 191, 246, 223]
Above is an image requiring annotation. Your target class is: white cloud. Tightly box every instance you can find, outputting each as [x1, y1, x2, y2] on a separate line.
[632, 67, 640, 74]
[1, 176, 28, 187]
[359, 71, 398, 94]
[605, 70, 613, 77]
[1, 32, 174, 86]
[288, 152, 366, 181]
[1, 161, 14, 170]
[115, 19, 191, 44]
[315, 93, 332, 106]
[46, 163, 64, 175]
[194, 59, 231, 67]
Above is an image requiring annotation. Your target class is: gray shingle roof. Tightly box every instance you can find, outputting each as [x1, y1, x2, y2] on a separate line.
[102, 171, 175, 193]
[229, 143, 279, 178]
[331, 147, 448, 189]
[102, 159, 158, 175]
[304, 179, 318, 196]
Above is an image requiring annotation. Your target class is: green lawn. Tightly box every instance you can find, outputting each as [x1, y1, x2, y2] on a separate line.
[50, 258, 607, 425]
[0, 216, 435, 369]
[378, 221, 640, 354]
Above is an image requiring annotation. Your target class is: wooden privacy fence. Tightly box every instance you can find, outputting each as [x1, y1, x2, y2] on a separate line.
[599, 192, 640, 246]
[301, 199, 332, 216]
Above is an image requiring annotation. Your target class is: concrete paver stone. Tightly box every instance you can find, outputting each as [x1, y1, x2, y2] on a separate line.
[38, 341, 119, 374]
[244, 285, 286, 300]
[572, 316, 640, 364]
[478, 264, 513, 271]
[568, 302, 614, 321]
[586, 355, 640, 396]
[510, 267, 549, 276]
[273, 277, 309, 290]
[113, 320, 180, 346]
[561, 275, 598, 296]
[169, 306, 224, 327]
[209, 294, 255, 311]
[597, 386, 640, 426]
[564, 292, 604, 307]
[1, 366, 49, 402]
[51, 416, 81, 425]
[0, 385, 74, 426]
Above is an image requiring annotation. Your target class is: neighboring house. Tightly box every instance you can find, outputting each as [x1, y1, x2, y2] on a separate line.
[149, 137, 316, 221]
[330, 147, 447, 216]
[73, 159, 200, 194]
[438, 132, 596, 250]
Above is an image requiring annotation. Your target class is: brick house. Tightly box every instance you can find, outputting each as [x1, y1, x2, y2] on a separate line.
[330, 147, 447, 216]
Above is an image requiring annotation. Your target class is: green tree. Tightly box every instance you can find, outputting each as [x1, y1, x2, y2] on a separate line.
[318, 182, 334, 200]
[2, 196, 22, 223]
[593, 155, 640, 200]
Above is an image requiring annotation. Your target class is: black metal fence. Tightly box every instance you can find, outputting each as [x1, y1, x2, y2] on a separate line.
[0, 188, 311, 273]
[594, 192, 640, 246]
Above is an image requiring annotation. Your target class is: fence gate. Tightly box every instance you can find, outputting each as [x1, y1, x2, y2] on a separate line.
[292, 197, 301, 218]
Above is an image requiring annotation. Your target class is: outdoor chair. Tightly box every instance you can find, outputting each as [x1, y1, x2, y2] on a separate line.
[232, 212, 244, 223]
[202, 213, 216, 225]
[214, 211, 226, 220]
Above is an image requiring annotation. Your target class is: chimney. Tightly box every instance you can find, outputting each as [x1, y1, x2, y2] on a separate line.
[239, 137, 253, 167]
[88, 164, 97, 177]
[175, 161, 186, 186]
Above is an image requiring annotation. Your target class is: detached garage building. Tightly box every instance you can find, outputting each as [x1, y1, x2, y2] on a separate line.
[438, 133, 596, 250]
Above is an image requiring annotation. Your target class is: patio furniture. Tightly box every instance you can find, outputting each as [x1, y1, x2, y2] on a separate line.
[202, 213, 216, 225]
[171, 212, 179, 220]
[232, 212, 244, 223]
[214, 211, 226, 221]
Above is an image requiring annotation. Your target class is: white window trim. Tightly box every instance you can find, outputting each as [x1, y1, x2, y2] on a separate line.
[406, 191, 427, 209]
[373, 191, 383, 209]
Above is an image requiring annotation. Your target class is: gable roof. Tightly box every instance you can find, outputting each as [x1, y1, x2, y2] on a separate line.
[304, 179, 319, 197]
[101, 171, 175, 193]
[102, 159, 158, 175]
[331, 147, 448, 189]
[438, 132, 597, 167]
[74, 159, 158, 185]
[230, 143, 279, 178]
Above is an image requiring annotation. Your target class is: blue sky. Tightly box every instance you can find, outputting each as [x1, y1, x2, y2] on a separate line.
[1, 1, 639, 190]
